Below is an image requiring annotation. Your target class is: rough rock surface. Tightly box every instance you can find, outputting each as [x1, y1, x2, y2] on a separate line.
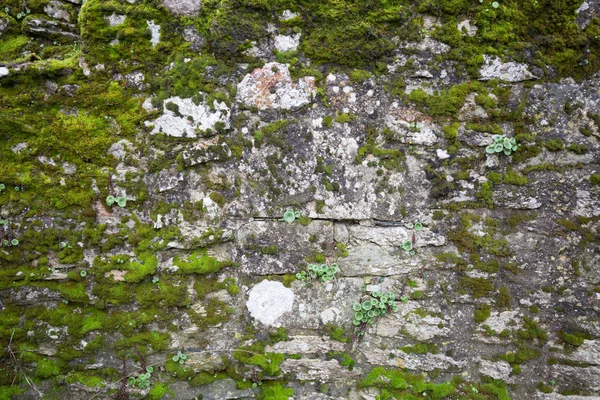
[1, 0, 600, 399]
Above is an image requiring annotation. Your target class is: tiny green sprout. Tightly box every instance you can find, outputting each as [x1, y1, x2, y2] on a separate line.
[400, 296, 409, 302]
[172, 355, 179, 362]
[60, 241, 68, 248]
[80, 270, 87, 278]
[0, 219, 7, 226]
[414, 222, 423, 231]
[4, 7, 8, 13]
[14, 186, 19, 191]
[492, 1, 499, 8]
[26, 8, 30, 13]
[146, 366, 154, 373]
[152, 276, 159, 284]
[106, 195, 115, 206]
[2, 239, 8, 246]
[401, 240, 413, 252]
[281, 209, 301, 223]
[0, 183, 5, 191]
[11, 239, 18, 246]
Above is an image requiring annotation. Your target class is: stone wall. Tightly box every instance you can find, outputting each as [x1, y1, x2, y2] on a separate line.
[1, 0, 599, 399]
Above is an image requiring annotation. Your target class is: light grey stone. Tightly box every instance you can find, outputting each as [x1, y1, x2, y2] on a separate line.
[162, 0, 201, 16]
[479, 55, 535, 82]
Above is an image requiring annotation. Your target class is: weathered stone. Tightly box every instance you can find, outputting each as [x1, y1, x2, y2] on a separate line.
[44, 0, 72, 22]
[162, 0, 201, 16]
[280, 358, 362, 381]
[236, 62, 316, 110]
[479, 55, 535, 82]
[23, 17, 79, 39]
[266, 335, 345, 354]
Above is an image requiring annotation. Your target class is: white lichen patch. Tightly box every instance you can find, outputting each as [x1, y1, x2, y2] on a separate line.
[150, 95, 231, 138]
[246, 280, 294, 327]
[274, 33, 300, 52]
[147, 20, 160, 47]
[479, 55, 534, 82]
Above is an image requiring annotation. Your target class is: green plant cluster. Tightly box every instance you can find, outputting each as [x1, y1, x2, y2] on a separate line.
[352, 291, 399, 331]
[1, 238, 18, 247]
[296, 263, 340, 286]
[485, 135, 519, 156]
[280, 209, 300, 223]
[128, 366, 154, 389]
[106, 195, 127, 208]
[172, 350, 187, 364]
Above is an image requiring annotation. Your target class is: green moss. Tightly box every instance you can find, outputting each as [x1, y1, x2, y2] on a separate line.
[496, 286, 512, 309]
[173, 250, 236, 274]
[559, 330, 590, 347]
[544, 139, 565, 152]
[408, 83, 473, 117]
[335, 113, 356, 124]
[590, 174, 600, 185]
[400, 343, 439, 354]
[261, 245, 279, 255]
[259, 382, 294, 400]
[349, 69, 372, 82]
[65, 372, 106, 388]
[233, 341, 284, 376]
[459, 277, 494, 298]
[322, 116, 333, 128]
[566, 143, 588, 154]
[148, 383, 169, 399]
[209, 191, 226, 207]
[502, 171, 528, 186]
[325, 324, 350, 343]
[474, 304, 491, 323]
[35, 358, 61, 379]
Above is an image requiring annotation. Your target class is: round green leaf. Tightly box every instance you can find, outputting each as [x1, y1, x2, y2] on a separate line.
[414, 222, 423, 231]
[494, 143, 504, 152]
[362, 301, 372, 311]
[353, 303, 362, 311]
[106, 195, 115, 206]
[117, 196, 127, 207]
[282, 209, 296, 223]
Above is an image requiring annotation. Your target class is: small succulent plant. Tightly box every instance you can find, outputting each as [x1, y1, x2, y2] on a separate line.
[0, 183, 5, 192]
[280, 209, 301, 223]
[296, 263, 340, 286]
[486, 135, 519, 156]
[128, 366, 154, 389]
[352, 291, 399, 332]
[106, 195, 127, 207]
[172, 350, 188, 365]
